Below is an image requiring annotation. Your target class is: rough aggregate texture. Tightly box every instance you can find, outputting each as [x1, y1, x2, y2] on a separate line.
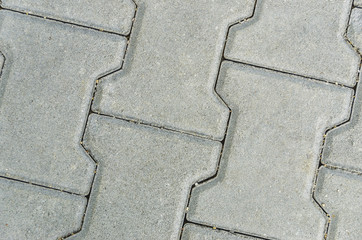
[0, 178, 86, 240]
[0, 1, 361, 239]
[315, 167, 362, 240]
[225, 0, 360, 86]
[187, 61, 353, 240]
[71, 114, 221, 239]
[0, 11, 126, 195]
[1, 0, 135, 34]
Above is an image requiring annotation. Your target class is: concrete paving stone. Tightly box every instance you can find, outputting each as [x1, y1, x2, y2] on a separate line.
[225, 0, 360, 87]
[92, 0, 255, 140]
[70, 114, 221, 239]
[355, 0, 362, 7]
[181, 224, 255, 240]
[187, 61, 353, 240]
[0, 177, 86, 240]
[0, 10, 126, 195]
[323, 74, 362, 171]
[315, 167, 362, 240]
[1, 0, 135, 35]
[347, 7, 362, 52]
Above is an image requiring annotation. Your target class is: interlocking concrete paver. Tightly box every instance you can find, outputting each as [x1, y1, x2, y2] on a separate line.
[0, 11, 126, 195]
[0, 178, 86, 239]
[225, 0, 360, 86]
[347, 8, 362, 52]
[1, 0, 135, 35]
[323, 74, 362, 171]
[71, 114, 221, 239]
[187, 61, 353, 239]
[93, 0, 255, 140]
[322, 14, 362, 172]
[315, 167, 362, 240]
[1, 1, 362, 239]
[181, 224, 254, 240]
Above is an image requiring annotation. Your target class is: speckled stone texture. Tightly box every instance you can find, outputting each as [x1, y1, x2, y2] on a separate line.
[1, 1, 361, 239]
[1, 0, 135, 34]
[315, 167, 362, 240]
[187, 61, 353, 240]
[225, 0, 359, 86]
[0, 178, 86, 240]
[348, 7, 362, 52]
[71, 114, 221, 239]
[92, 0, 255, 140]
[0, 10, 126, 195]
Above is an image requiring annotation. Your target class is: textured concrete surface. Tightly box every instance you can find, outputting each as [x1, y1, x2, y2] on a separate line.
[71, 114, 220, 239]
[0, 178, 86, 240]
[0, 1, 361, 239]
[93, 0, 255, 140]
[225, 0, 359, 86]
[323, 74, 362, 171]
[0, 10, 126, 195]
[187, 61, 353, 240]
[323, 14, 362, 172]
[348, 7, 362, 52]
[181, 224, 254, 240]
[315, 167, 362, 240]
[1, 0, 135, 34]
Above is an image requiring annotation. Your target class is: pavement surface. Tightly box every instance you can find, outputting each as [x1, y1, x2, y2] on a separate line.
[0, 1, 361, 240]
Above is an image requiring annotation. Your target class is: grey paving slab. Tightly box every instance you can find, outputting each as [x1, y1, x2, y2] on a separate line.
[93, 0, 255, 140]
[323, 74, 362, 171]
[181, 224, 254, 240]
[347, 7, 362, 52]
[315, 167, 362, 240]
[187, 61, 353, 240]
[71, 114, 221, 239]
[0, 177, 86, 240]
[225, 0, 360, 87]
[355, 0, 362, 7]
[0, 11, 126, 195]
[1, 0, 135, 35]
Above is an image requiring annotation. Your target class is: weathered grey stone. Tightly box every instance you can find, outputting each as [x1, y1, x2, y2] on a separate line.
[315, 167, 362, 240]
[72, 114, 221, 239]
[323, 73, 362, 171]
[0, 11, 126, 195]
[0, 178, 86, 240]
[225, 0, 360, 87]
[93, 0, 255, 140]
[347, 8, 362, 52]
[1, 0, 135, 35]
[355, 0, 362, 7]
[182, 224, 254, 240]
[187, 61, 353, 239]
